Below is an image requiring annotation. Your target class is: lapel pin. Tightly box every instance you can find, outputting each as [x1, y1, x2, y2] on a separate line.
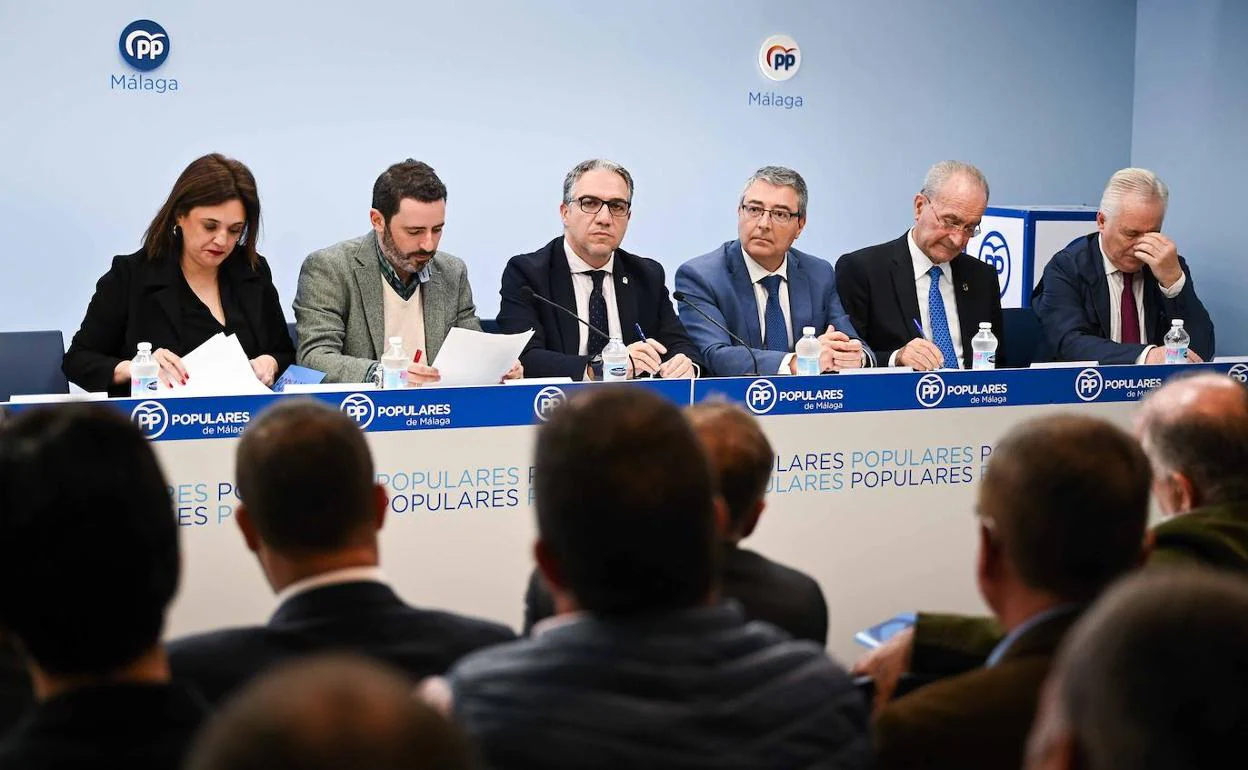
[961, 282, 969, 292]
[622, 275, 629, 285]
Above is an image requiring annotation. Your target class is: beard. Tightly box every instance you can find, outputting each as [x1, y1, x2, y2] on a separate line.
[380, 226, 435, 278]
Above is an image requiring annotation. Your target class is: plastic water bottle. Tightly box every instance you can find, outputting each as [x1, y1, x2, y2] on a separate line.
[130, 342, 159, 397]
[601, 337, 630, 382]
[794, 326, 821, 376]
[1164, 320, 1189, 364]
[971, 322, 998, 370]
[380, 337, 408, 389]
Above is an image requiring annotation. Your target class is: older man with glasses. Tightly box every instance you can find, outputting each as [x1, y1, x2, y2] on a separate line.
[498, 158, 702, 381]
[836, 161, 1004, 371]
[675, 165, 873, 376]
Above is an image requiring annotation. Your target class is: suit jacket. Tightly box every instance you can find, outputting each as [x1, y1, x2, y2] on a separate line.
[166, 581, 516, 705]
[62, 248, 294, 396]
[674, 240, 873, 376]
[836, 234, 1004, 369]
[0, 682, 207, 770]
[1032, 233, 1215, 364]
[293, 233, 482, 383]
[0, 639, 31, 737]
[874, 608, 1081, 770]
[522, 543, 829, 645]
[497, 237, 703, 380]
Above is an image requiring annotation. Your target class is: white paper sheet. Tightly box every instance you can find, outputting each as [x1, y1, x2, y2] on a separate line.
[429, 327, 533, 387]
[158, 333, 272, 396]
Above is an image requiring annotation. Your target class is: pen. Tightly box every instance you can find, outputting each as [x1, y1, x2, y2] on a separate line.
[911, 318, 926, 340]
[413, 349, 423, 364]
[633, 322, 647, 342]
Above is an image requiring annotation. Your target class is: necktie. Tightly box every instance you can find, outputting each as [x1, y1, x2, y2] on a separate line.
[586, 270, 609, 359]
[1120, 271, 1141, 344]
[760, 274, 788, 352]
[927, 266, 958, 369]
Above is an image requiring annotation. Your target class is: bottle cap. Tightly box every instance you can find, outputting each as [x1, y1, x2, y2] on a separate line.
[979, 322, 992, 329]
[802, 326, 816, 336]
[138, 341, 152, 351]
[1172, 319, 1183, 326]
[388, 336, 403, 344]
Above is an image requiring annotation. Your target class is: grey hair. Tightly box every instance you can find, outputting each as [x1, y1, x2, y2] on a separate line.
[1099, 167, 1169, 218]
[740, 166, 808, 217]
[562, 159, 634, 204]
[920, 160, 990, 202]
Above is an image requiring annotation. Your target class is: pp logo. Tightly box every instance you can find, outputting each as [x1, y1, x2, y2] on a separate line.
[916, 373, 946, 408]
[1228, 364, 1248, 384]
[745, 379, 778, 415]
[758, 35, 800, 82]
[978, 231, 1010, 299]
[1075, 368, 1104, 402]
[533, 386, 567, 422]
[119, 20, 170, 72]
[130, 400, 170, 439]
[339, 393, 376, 429]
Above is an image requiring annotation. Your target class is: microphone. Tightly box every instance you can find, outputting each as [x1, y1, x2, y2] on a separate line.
[520, 286, 641, 379]
[672, 290, 760, 376]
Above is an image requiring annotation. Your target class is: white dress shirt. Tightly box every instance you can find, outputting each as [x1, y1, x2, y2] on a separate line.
[1099, 235, 1185, 363]
[742, 247, 797, 374]
[564, 238, 622, 355]
[890, 230, 963, 368]
[273, 565, 386, 607]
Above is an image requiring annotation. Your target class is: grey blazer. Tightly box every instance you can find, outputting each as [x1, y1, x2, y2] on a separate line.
[293, 232, 482, 383]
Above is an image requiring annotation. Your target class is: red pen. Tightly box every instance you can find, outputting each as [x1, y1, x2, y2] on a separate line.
[413, 349, 423, 364]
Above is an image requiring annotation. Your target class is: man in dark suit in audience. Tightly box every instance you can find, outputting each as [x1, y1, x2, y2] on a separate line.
[1032, 167, 1214, 364]
[427, 387, 869, 769]
[167, 399, 515, 705]
[497, 158, 702, 380]
[0, 405, 207, 768]
[523, 400, 829, 645]
[0, 637, 31, 738]
[836, 161, 1004, 370]
[1025, 569, 1248, 770]
[186, 655, 473, 770]
[855, 372, 1248, 698]
[873, 415, 1151, 770]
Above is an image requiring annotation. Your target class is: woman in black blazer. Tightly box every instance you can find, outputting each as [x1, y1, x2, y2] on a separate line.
[63, 154, 294, 396]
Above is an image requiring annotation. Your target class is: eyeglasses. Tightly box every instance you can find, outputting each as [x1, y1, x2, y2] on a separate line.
[923, 195, 981, 238]
[573, 196, 631, 217]
[740, 203, 800, 225]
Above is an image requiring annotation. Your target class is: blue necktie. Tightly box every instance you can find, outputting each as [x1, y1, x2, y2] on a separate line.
[927, 266, 958, 368]
[586, 270, 608, 360]
[760, 274, 788, 352]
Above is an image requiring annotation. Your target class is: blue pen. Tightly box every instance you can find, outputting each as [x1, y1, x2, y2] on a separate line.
[633, 322, 647, 342]
[912, 318, 926, 339]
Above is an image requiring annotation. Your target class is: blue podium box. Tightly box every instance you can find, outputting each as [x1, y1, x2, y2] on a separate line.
[965, 205, 1098, 308]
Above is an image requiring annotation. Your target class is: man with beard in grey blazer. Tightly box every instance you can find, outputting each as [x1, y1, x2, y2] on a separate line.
[294, 159, 521, 385]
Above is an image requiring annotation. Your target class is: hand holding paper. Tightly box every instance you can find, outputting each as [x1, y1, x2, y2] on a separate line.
[429, 328, 533, 387]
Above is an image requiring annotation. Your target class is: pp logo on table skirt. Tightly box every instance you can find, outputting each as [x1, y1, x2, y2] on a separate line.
[915, 373, 946, 408]
[745, 379, 778, 415]
[1075, 368, 1104, 402]
[130, 400, 170, 439]
[1229, 363, 1248, 384]
[340, 393, 376, 429]
[533, 386, 567, 422]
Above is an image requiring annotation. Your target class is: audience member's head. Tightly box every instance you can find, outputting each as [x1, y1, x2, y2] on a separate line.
[1134, 372, 1248, 514]
[686, 400, 773, 541]
[976, 415, 1151, 619]
[534, 387, 719, 617]
[0, 405, 178, 684]
[1025, 568, 1248, 770]
[234, 399, 386, 589]
[186, 655, 473, 770]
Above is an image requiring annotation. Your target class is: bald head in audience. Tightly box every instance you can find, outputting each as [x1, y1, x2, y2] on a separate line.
[187, 655, 474, 770]
[1026, 568, 1248, 770]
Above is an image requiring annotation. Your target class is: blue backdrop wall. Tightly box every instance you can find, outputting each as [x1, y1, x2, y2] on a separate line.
[1132, 0, 1246, 357]
[1, 0, 1138, 339]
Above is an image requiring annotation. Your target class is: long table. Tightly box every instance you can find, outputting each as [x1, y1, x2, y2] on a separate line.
[12, 361, 1247, 663]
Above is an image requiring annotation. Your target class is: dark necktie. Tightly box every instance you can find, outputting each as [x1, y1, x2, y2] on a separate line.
[587, 270, 609, 359]
[1120, 271, 1141, 344]
[760, 274, 788, 352]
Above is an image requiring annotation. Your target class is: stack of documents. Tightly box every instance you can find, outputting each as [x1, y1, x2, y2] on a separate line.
[430, 328, 533, 387]
[158, 333, 272, 397]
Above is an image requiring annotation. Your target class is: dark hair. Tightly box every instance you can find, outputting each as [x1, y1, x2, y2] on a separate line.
[235, 400, 376, 553]
[186, 655, 474, 770]
[685, 401, 772, 533]
[0, 405, 178, 675]
[1055, 568, 1248, 770]
[1140, 375, 1248, 506]
[980, 414, 1150, 601]
[143, 153, 261, 268]
[371, 159, 447, 224]
[534, 387, 718, 616]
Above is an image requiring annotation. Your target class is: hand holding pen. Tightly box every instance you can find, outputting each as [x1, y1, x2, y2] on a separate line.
[406, 348, 442, 386]
[895, 318, 946, 371]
